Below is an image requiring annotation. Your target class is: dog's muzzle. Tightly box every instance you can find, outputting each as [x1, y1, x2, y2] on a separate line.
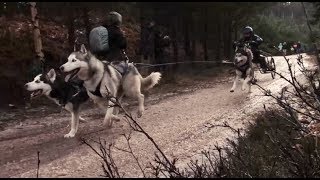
[235, 58, 247, 67]
[60, 66, 64, 71]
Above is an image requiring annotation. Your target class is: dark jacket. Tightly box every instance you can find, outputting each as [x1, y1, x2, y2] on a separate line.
[99, 24, 127, 61]
[154, 29, 170, 57]
[297, 42, 301, 49]
[141, 25, 155, 57]
[239, 34, 263, 51]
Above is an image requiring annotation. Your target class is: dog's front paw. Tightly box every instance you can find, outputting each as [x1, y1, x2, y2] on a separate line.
[230, 89, 234, 92]
[137, 110, 143, 118]
[64, 132, 76, 138]
[103, 119, 112, 128]
[137, 106, 144, 118]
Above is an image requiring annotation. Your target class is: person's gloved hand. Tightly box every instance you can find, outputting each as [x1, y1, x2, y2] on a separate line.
[249, 40, 257, 46]
[120, 27, 126, 36]
[233, 41, 240, 49]
[232, 42, 237, 49]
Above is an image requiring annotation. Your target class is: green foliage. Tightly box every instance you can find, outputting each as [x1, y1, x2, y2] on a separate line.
[311, 2, 320, 24]
[250, 14, 312, 52]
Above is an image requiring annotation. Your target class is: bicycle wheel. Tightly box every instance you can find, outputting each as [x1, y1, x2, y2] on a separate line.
[270, 57, 276, 79]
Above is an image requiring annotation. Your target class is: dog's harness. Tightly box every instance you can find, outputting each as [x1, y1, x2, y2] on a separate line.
[91, 81, 103, 97]
[235, 60, 250, 73]
[106, 61, 129, 76]
[48, 79, 86, 107]
[89, 61, 129, 97]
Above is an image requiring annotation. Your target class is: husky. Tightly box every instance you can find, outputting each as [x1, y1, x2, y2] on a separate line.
[24, 69, 89, 138]
[230, 43, 254, 93]
[59, 44, 161, 128]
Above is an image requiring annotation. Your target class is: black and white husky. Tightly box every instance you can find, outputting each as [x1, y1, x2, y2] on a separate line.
[60, 44, 161, 128]
[25, 69, 89, 138]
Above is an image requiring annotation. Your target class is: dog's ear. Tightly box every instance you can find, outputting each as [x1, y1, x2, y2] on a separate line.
[47, 68, 56, 83]
[80, 44, 87, 54]
[235, 46, 238, 53]
[243, 45, 248, 52]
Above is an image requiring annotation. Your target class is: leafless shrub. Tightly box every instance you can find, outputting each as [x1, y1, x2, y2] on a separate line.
[113, 131, 147, 178]
[81, 138, 122, 178]
[255, 54, 320, 134]
[82, 55, 320, 178]
[82, 88, 183, 178]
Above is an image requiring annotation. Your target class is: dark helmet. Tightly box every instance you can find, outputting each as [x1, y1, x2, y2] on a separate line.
[243, 26, 253, 38]
[107, 11, 122, 26]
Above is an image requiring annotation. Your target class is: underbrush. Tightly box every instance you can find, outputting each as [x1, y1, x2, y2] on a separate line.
[81, 55, 320, 178]
[210, 109, 320, 178]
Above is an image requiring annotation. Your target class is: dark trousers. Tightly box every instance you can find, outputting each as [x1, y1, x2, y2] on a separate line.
[252, 50, 268, 69]
[155, 54, 165, 72]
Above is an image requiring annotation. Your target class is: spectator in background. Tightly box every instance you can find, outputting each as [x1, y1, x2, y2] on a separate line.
[154, 26, 171, 72]
[293, 42, 298, 54]
[278, 42, 283, 52]
[303, 44, 307, 53]
[140, 20, 171, 73]
[282, 42, 287, 56]
[297, 41, 302, 54]
[140, 20, 155, 61]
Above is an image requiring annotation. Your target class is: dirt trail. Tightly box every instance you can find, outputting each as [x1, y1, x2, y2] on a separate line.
[0, 54, 316, 177]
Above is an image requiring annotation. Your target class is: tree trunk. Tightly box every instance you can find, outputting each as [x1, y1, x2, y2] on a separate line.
[278, 2, 282, 17]
[139, 2, 151, 75]
[30, 2, 44, 65]
[67, 4, 75, 52]
[83, 7, 91, 42]
[172, 16, 179, 68]
[234, 22, 238, 41]
[226, 13, 232, 60]
[140, 3, 144, 60]
[215, 13, 221, 61]
[191, 13, 196, 61]
[301, 2, 320, 66]
[203, 7, 208, 61]
[184, 13, 191, 57]
[223, 13, 228, 60]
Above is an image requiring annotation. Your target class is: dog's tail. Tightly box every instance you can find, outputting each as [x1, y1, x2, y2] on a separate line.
[140, 72, 161, 91]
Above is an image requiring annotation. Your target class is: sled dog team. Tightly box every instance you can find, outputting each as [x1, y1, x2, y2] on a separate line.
[25, 44, 161, 138]
[25, 43, 256, 138]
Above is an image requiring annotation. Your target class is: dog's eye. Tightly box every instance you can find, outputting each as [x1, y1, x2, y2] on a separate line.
[72, 59, 76, 62]
[35, 80, 40, 83]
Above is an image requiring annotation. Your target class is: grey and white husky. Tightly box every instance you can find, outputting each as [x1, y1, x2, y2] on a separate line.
[230, 43, 254, 93]
[60, 44, 161, 128]
[25, 69, 89, 138]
